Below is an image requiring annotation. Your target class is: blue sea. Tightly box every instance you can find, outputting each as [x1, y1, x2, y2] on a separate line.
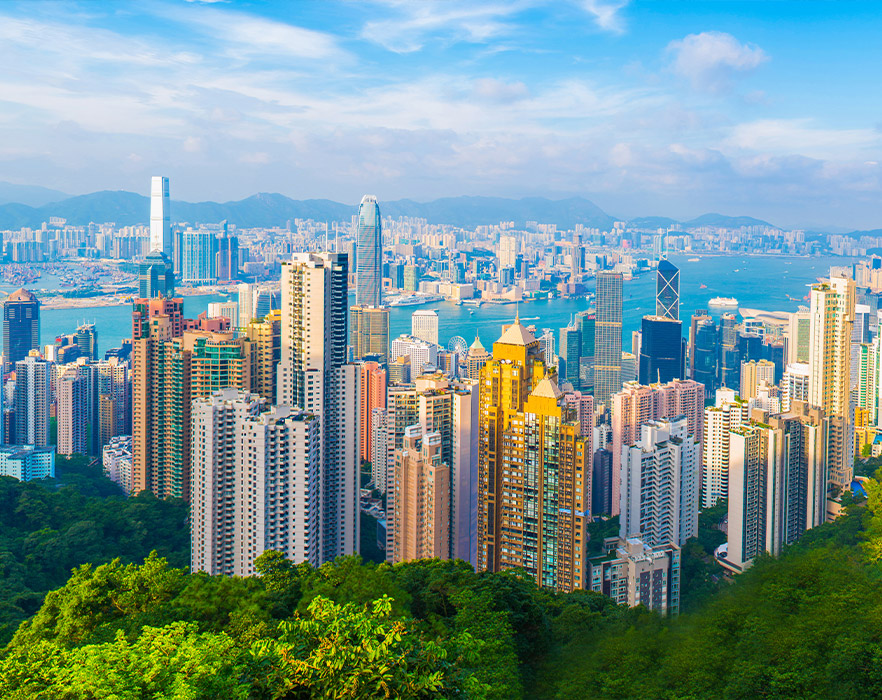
[38, 254, 855, 356]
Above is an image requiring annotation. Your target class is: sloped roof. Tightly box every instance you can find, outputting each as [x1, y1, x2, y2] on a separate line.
[496, 319, 536, 347]
[6, 288, 37, 303]
[531, 375, 563, 400]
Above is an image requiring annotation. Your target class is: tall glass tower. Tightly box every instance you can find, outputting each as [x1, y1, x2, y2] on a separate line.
[595, 272, 623, 409]
[150, 176, 171, 256]
[656, 259, 680, 320]
[356, 195, 382, 307]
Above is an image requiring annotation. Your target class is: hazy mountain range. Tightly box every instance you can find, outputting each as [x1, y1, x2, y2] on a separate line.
[0, 181, 862, 235]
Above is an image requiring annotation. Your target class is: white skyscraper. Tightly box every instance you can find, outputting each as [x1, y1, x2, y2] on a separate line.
[190, 389, 321, 576]
[782, 362, 810, 412]
[411, 309, 439, 346]
[620, 417, 700, 547]
[13, 356, 50, 447]
[278, 252, 360, 562]
[150, 176, 171, 256]
[356, 195, 382, 308]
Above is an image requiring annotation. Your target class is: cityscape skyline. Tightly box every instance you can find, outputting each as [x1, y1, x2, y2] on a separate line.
[0, 2, 881, 229]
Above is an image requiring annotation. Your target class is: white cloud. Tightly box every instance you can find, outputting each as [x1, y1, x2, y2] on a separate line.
[667, 31, 767, 93]
[726, 119, 881, 160]
[581, 0, 630, 34]
[471, 78, 529, 103]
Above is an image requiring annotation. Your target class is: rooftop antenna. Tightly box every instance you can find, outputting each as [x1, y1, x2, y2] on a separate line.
[515, 301, 520, 323]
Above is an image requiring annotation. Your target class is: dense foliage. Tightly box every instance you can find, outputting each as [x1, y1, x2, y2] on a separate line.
[0, 456, 188, 643]
[2, 465, 882, 697]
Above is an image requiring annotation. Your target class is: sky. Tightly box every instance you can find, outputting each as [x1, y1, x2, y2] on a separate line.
[1, 1, 880, 229]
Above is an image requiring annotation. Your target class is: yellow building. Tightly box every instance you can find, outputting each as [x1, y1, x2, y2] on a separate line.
[477, 317, 591, 592]
[245, 309, 281, 403]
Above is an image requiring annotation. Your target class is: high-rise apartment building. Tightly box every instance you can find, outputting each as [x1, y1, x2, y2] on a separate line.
[13, 356, 50, 447]
[350, 305, 390, 362]
[182, 230, 218, 285]
[702, 389, 748, 508]
[620, 417, 699, 547]
[190, 389, 320, 576]
[278, 252, 360, 563]
[594, 272, 623, 409]
[150, 176, 171, 256]
[390, 334, 437, 377]
[411, 309, 439, 346]
[787, 308, 811, 364]
[356, 195, 382, 308]
[3, 289, 40, 365]
[392, 426, 450, 564]
[656, 259, 680, 320]
[477, 319, 591, 591]
[808, 275, 856, 490]
[359, 362, 386, 464]
[610, 379, 704, 517]
[740, 359, 776, 400]
[465, 334, 490, 380]
[207, 302, 239, 330]
[56, 365, 87, 456]
[245, 309, 281, 403]
[638, 316, 684, 385]
[782, 362, 810, 413]
[725, 402, 827, 571]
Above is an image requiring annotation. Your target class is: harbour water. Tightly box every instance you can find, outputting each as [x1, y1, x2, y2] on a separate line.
[38, 254, 854, 356]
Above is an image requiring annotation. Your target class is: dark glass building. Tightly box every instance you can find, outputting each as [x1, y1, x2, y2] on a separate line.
[138, 250, 175, 299]
[639, 316, 685, 384]
[559, 324, 582, 388]
[656, 259, 680, 320]
[3, 288, 40, 365]
[690, 313, 718, 399]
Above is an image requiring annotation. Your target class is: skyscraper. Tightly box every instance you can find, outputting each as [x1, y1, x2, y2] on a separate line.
[808, 275, 856, 490]
[57, 365, 87, 456]
[359, 362, 386, 465]
[278, 252, 360, 563]
[656, 259, 680, 320]
[575, 310, 595, 392]
[689, 310, 717, 398]
[190, 389, 321, 575]
[356, 195, 382, 308]
[13, 356, 50, 447]
[620, 418, 700, 547]
[150, 176, 171, 256]
[3, 289, 40, 365]
[182, 229, 218, 285]
[595, 272, 623, 409]
[245, 309, 281, 403]
[638, 316, 684, 385]
[138, 250, 175, 299]
[350, 305, 390, 362]
[559, 321, 582, 389]
[392, 426, 450, 564]
[411, 309, 439, 346]
[477, 319, 591, 592]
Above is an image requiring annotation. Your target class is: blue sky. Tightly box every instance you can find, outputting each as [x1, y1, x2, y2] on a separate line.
[1, 1, 880, 229]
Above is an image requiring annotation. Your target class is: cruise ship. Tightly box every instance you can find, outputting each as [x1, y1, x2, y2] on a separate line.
[708, 296, 738, 308]
[386, 293, 444, 307]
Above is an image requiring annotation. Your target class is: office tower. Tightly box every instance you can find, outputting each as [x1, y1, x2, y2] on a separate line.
[388, 356, 411, 384]
[150, 176, 171, 256]
[576, 310, 595, 393]
[253, 289, 280, 320]
[13, 356, 50, 447]
[74, 323, 98, 361]
[589, 538, 680, 616]
[621, 351, 637, 383]
[595, 272, 623, 409]
[207, 301, 239, 330]
[740, 359, 776, 400]
[782, 362, 810, 413]
[451, 381, 479, 565]
[215, 233, 239, 281]
[390, 334, 437, 377]
[656, 259, 680, 320]
[3, 289, 40, 365]
[391, 426, 450, 564]
[610, 379, 704, 517]
[620, 418, 700, 547]
[559, 322, 582, 389]
[102, 435, 133, 494]
[182, 230, 218, 285]
[56, 365, 87, 456]
[702, 391, 747, 508]
[278, 252, 360, 563]
[787, 308, 811, 364]
[725, 402, 827, 571]
[411, 309, 439, 346]
[238, 283, 255, 327]
[631, 330, 642, 360]
[689, 311, 717, 398]
[466, 334, 490, 380]
[245, 309, 281, 403]
[191, 390, 321, 575]
[350, 306, 390, 362]
[537, 328, 555, 365]
[638, 316, 684, 385]
[359, 362, 386, 464]
[719, 313, 740, 390]
[403, 264, 420, 292]
[356, 195, 382, 308]
[477, 320, 591, 591]
[0, 445, 55, 481]
[808, 275, 856, 490]
[138, 250, 175, 299]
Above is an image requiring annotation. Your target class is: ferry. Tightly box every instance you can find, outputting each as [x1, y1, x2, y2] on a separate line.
[387, 294, 444, 307]
[708, 296, 738, 308]
[687, 257, 700, 262]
